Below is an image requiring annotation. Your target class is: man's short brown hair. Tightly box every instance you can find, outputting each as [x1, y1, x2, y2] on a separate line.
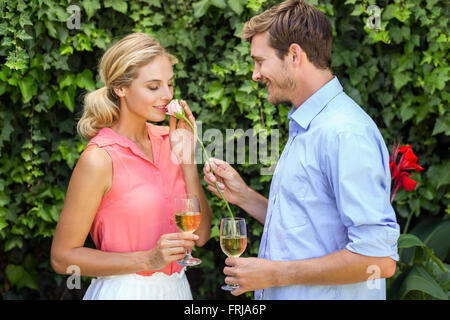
[242, 0, 332, 70]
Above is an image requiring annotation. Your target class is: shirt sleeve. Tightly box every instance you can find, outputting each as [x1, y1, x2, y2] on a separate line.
[325, 129, 400, 261]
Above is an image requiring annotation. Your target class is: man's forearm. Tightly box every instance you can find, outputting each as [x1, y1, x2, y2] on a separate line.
[237, 187, 268, 225]
[274, 249, 397, 287]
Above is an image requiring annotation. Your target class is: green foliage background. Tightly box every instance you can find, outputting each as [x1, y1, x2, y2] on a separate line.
[0, 0, 448, 299]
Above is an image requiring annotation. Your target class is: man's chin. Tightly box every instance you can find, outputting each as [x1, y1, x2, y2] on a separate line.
[268, 95, 291, 106]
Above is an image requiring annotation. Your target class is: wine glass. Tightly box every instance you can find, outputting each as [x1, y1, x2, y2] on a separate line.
[174, 194, 202, 266]
[220, 217, 247, 291]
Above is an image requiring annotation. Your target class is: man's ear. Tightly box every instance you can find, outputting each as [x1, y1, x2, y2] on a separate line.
[288, 43, 303, 66]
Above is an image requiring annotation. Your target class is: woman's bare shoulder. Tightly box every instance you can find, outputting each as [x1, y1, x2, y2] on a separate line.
[74, 145, 112, 176]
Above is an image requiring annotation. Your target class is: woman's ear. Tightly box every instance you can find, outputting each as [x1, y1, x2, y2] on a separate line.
[114, 87, 126, 98]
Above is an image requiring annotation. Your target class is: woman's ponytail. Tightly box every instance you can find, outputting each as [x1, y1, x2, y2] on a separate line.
[77, 87, 119, 140]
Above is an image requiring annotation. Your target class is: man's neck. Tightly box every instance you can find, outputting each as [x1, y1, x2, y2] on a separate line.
[292, 70, 334, 109]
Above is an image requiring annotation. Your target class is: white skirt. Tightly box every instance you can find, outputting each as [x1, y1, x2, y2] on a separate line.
[83, 268, 193, 300]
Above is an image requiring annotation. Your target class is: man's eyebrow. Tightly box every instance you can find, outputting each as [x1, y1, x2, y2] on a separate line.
[251, 55, 264, 60]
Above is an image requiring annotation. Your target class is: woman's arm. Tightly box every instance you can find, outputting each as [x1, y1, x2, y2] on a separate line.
[50, 146, 196, 276]
[168, 101, 212, 247]
[181, 164, 212, 247]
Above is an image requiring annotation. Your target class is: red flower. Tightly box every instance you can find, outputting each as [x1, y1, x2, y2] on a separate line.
[389, 141, 424, 202]
[400, 148, 424, 172]
[400, 172, 417, 191]
[398, 145, 411, 154]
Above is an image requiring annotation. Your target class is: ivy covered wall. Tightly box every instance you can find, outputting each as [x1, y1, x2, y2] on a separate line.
[0, 0, 448, 299]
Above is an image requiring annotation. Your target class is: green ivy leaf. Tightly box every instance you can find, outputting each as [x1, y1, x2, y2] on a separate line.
[58, 140, 80, 169]
[16, 30, 33, 41]
[393, 72, 412, 90]
[18, 76, 38, 103]
[59, 74, 76, 89]
[203, 81, 224, 105]
[193, 0, 211, 18]
[426, 163, 450, 189]
[228, 0, 244, 15]
[104, 0, 128, 14]
[76, 69, 96, 91]
[220, 96, 232, 114]
[4, 237, 23, 252]
[432, 115, 450, 136]
[400, 104, 415, 123]
[81, 0, 101, 20]
[58, 86, 76, 112]
[211, 0, 226, 9]
[5, 47, 29, 71]
[0, 216, 8, 231]
[350, 4, 365, 16]
[5, 264, 25, 286]
[5, 264, 39, 291]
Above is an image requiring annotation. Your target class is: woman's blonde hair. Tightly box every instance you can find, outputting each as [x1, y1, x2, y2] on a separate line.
[77, 32, 178, 140]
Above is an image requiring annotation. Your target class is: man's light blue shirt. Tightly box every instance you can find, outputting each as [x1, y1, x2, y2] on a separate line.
[256, 76, 400, 300]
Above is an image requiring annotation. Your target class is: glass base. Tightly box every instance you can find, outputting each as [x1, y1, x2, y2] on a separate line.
[221, 284, 239, 291]
[177, 257, 201, 266]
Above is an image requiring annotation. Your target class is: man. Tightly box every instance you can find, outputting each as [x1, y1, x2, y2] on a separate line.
[203, 0, 400, 299]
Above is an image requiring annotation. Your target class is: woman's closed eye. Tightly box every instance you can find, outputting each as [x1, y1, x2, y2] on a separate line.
[148, 83, 173, 91]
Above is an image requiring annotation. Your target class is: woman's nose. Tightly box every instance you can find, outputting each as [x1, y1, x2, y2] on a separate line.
[161, 85, 173, 101]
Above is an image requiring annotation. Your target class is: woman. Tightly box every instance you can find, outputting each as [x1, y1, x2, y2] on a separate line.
[50, 33, 212, 300]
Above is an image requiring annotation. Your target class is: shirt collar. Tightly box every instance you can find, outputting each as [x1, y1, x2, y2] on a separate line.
[92, 123, 169, 166]
[289, 76, 343, 130]
[146, 122, 170, 140]
[95, 122, 169, 147]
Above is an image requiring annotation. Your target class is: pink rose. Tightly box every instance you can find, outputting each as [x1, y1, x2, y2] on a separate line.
[166, 99, 183, 117]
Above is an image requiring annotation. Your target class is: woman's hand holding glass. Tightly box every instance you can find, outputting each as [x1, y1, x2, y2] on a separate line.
[174, 194, 202, 266]
[147, 232, 199, 271]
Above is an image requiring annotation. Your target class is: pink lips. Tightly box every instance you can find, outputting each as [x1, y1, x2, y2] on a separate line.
[154, 105, 167, 112]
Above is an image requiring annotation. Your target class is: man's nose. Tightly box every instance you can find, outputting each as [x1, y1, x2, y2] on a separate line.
[252, 67, 261, 82]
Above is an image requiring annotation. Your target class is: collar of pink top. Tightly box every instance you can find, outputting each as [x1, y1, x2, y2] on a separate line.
[93, 122, 169, 167]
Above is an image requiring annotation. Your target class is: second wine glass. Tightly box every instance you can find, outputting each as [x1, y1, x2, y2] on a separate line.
[220, 217, 247, 291]
[174, 194, 202, 266]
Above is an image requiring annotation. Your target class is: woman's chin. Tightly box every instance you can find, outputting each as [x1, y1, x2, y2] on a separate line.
[148, 117, 166, 123]
[146, 111, 167, 122]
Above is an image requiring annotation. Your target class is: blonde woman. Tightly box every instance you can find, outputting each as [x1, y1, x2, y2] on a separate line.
[50, 33, 212, 300]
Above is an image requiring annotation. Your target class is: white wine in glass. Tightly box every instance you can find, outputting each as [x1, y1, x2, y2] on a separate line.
[175, 194, 202, 266]
[220, 217, 247, 291]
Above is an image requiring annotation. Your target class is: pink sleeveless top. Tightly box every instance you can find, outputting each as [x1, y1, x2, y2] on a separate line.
[86, 123, 185, 276]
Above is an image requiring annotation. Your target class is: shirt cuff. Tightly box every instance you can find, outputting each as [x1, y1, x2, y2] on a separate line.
[345, 224, 400, 261]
